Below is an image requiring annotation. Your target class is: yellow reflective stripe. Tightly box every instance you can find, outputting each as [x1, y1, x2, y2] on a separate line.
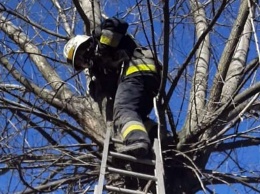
[100, 35, 118, 47]
[126, 64, 156, 76]
[67, 46, 75, 61]
[122, 124, 147, 139]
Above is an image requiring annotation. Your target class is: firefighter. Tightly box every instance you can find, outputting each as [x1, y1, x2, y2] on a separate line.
[63, 17, 160, 158]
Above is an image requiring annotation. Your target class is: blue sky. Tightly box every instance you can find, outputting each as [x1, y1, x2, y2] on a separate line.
[1, 0, 260, 193]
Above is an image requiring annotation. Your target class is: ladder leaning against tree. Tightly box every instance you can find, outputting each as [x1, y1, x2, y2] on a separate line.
[94, 100, 166, 194]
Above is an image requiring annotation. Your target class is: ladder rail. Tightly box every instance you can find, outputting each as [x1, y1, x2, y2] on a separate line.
[94, 122, 113, 194]
[154, 138, 166, 194]
[94, 120, 166, 194]
[153, 97, 166, 193]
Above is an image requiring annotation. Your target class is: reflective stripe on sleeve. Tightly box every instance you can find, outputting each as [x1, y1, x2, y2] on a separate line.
[122, 124, 147, 139]
[100, 35, 115, 46]
[100, 30, 122, 47]
[125, 64, 157, 76]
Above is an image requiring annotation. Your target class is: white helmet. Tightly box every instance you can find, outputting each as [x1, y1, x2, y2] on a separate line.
[63, 35, 92, 66]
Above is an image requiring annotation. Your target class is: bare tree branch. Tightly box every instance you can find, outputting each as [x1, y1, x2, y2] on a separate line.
[214, 138, 260, 152]
[0, 3, 68, 39]
[165, 0, 227, 109]
[1, 1, 260, 193]
[203, 170, 260, 193]
[0, 15, 72, 100]
[0, 51, 67, 108]
[220, 14, 252, 103]
[51, 0, 73, 36]
[184, 0, 210, 133]
[73, 0, 101, 35]
[207, 0, 249, 111]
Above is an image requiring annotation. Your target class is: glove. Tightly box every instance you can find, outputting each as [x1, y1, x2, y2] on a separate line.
[101, 17, 128, 35]
[99, 17, 129, 52]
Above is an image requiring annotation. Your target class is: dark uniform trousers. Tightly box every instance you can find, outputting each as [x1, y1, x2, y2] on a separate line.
[113, 48, 160, 144]
[114, 74, 159, 144]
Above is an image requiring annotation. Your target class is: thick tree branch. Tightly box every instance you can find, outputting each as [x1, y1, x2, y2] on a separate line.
[201, 12, 254, 141]
[0, 54, 105, 145]
[207, 0, 249, 111]
[185, 1, 209, 133]
[73, 0, 101, 35]
[51, 0, 73, 36]
[165, 0, 227, 109]
[178, 58, 259, 149]
[0, 52, 70, 110]
[232, 82, 260, 107]
[0, 3, 68, 39]
[220, 14, 252, 103]
[0, 15, 72, 100]
[0, 98, 84, 136]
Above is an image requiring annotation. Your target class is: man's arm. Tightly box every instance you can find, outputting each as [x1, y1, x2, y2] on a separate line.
[94, 17, 129, 53]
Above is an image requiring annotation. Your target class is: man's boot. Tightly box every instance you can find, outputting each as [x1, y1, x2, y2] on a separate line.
[118, 130, 151, 158]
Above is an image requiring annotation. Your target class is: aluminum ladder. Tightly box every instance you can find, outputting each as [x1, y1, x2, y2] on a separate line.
[94, 122, 165, 194]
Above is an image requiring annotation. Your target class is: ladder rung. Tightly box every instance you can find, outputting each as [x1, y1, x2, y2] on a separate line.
[107, 167, 157, 181]
[111, 138, 123, 144]
[105, 185, 152, 194]
[109, 151, 155, 165]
